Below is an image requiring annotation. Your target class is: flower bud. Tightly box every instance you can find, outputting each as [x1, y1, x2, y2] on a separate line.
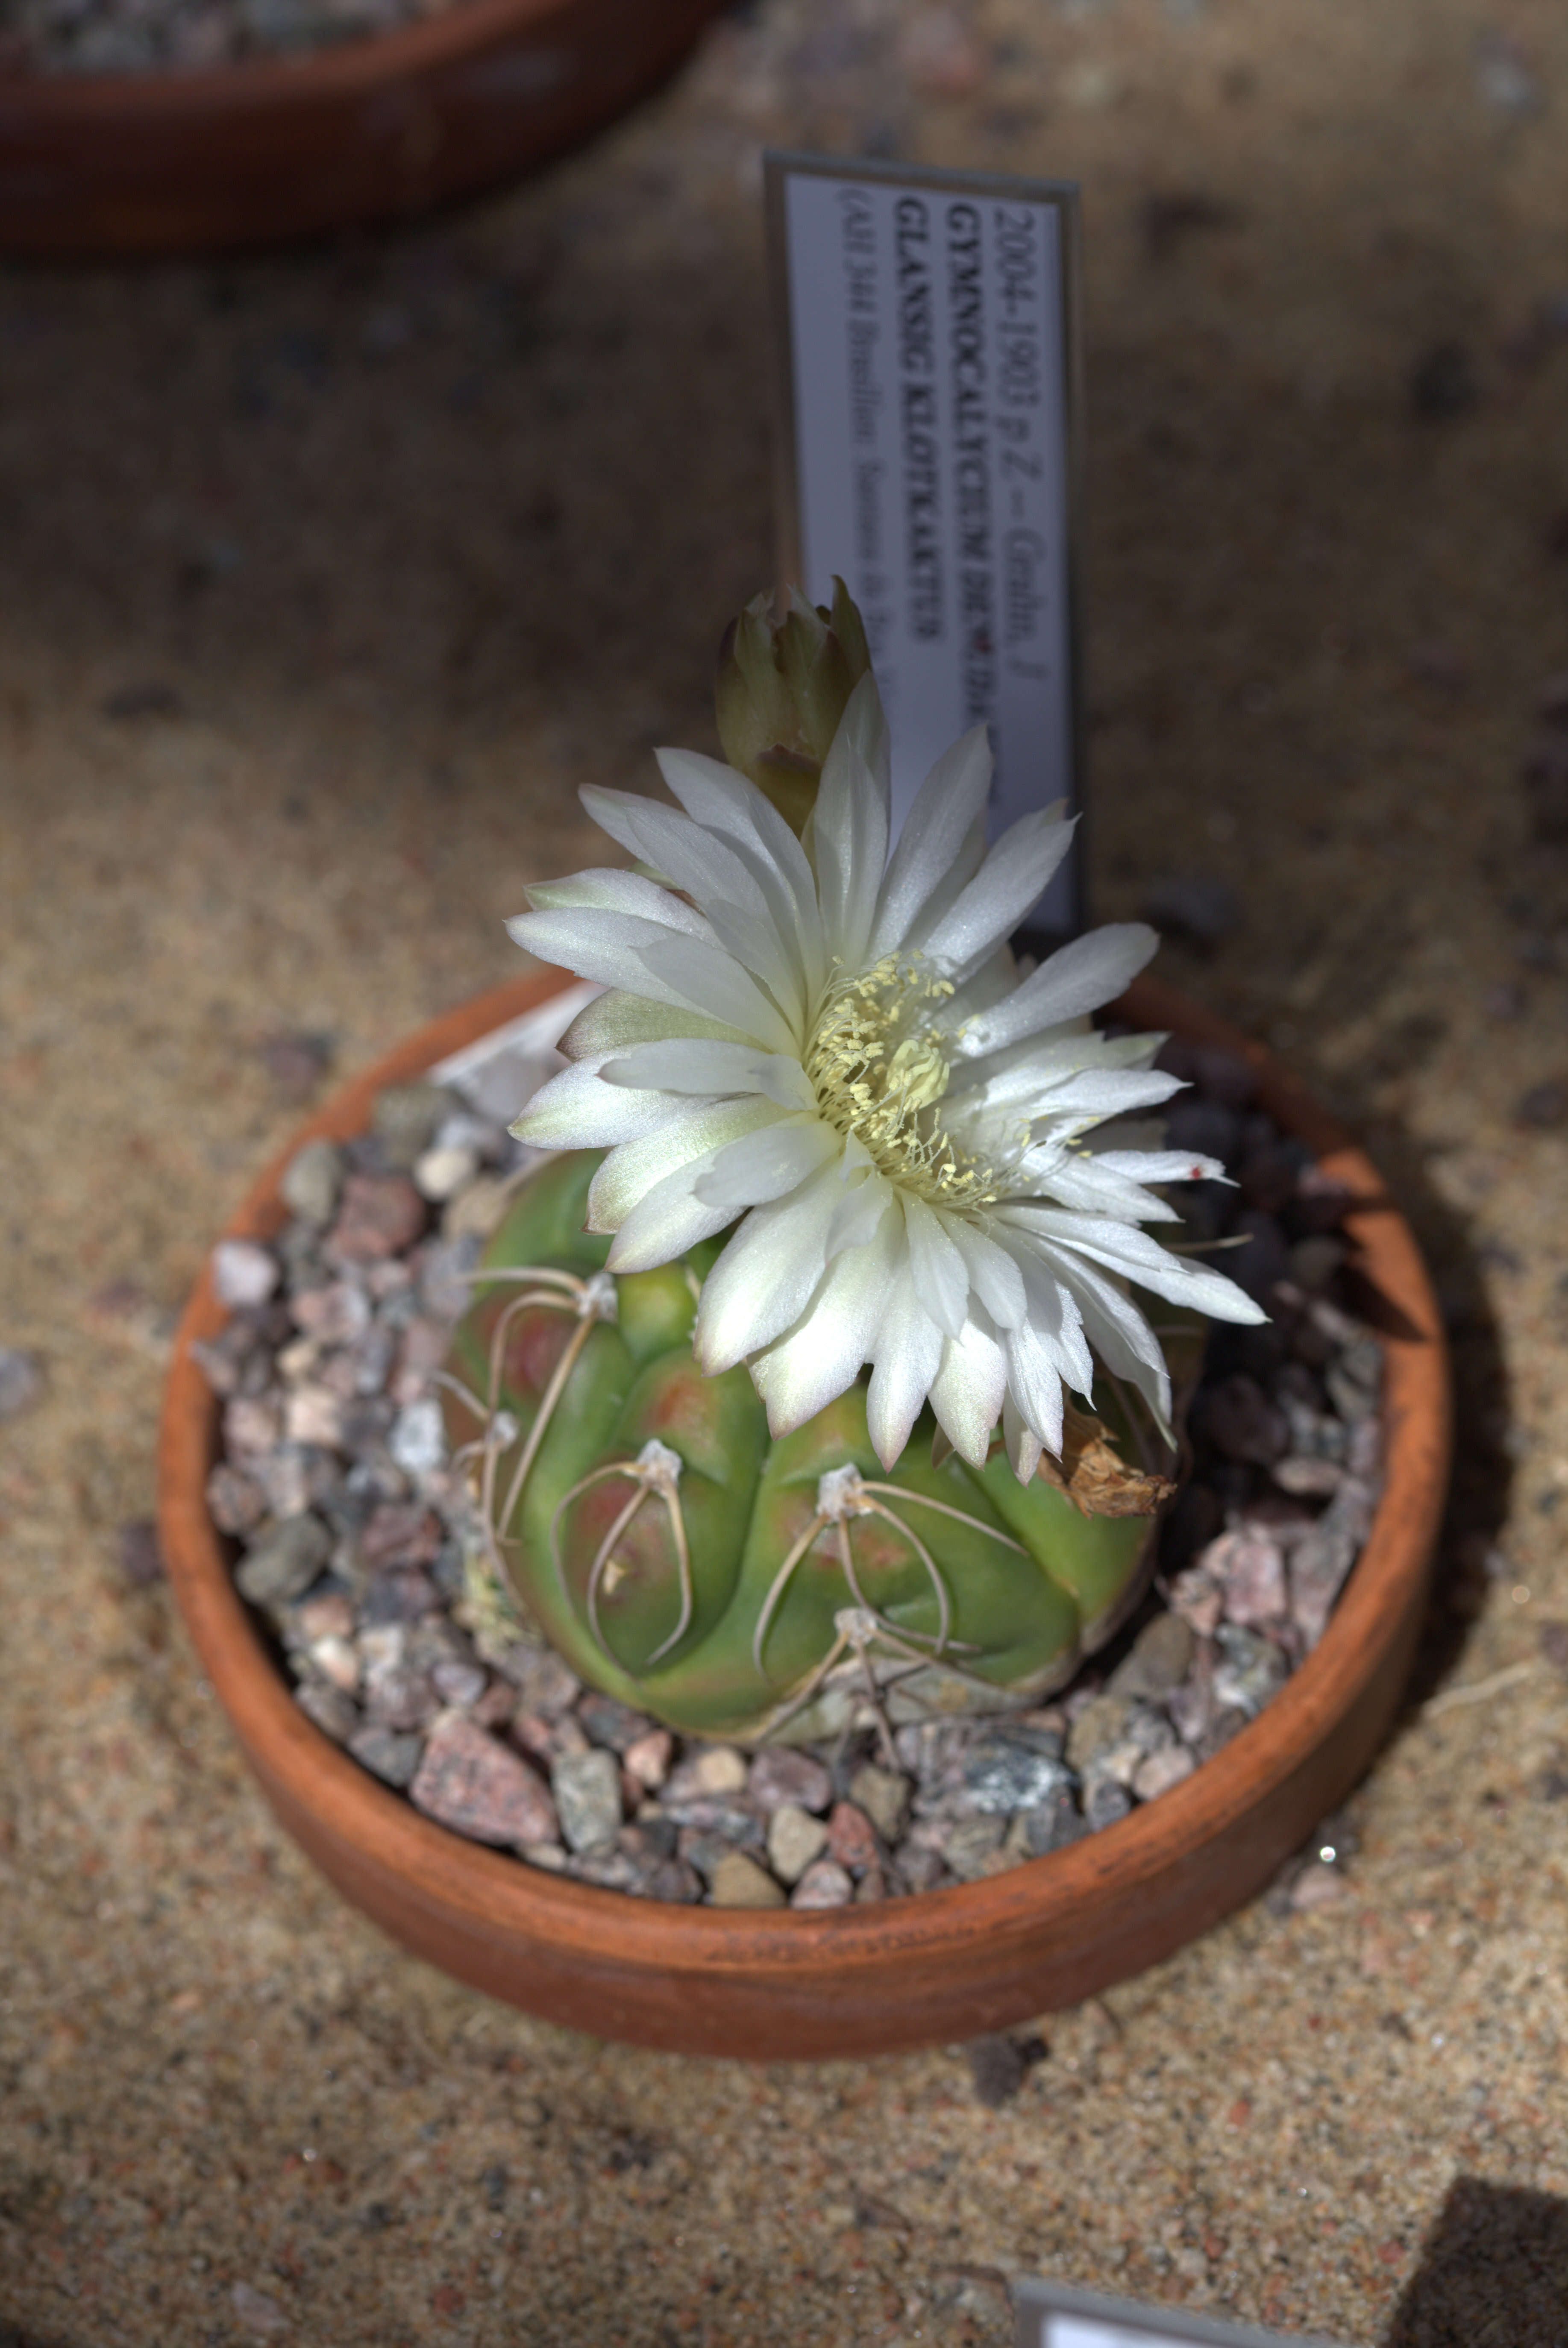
[715, 579, 872, 833]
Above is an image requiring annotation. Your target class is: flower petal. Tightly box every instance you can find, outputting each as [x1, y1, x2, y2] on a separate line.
[523, 867, 716, 943]
[901, 1195, 971, 1340]
[654, 747, 827, 996]
[587, 1097, 784, 1233]
[1001, 1206, 1268, 1324]
[606, 1159, 746, 1274]
[749, 1212, 901, 1437]
[512, 1055, 672, 1150]
[559, 989, 751, 1060]
[634, 933, 799, 1056]
[954, 925, 1160, 1059]
[915, 807, 1076, 979]
[864, 1268, 944, 1470]
[807, 672, 890, 969]
[928, 1318, 1007, 1468]
[581, 789, 806, 1026]
[693, 1161, 847, 1371]
[694, 1115, 840, 1213]
[601, 1040, 816, 1110]
[868, 724, 993, 957]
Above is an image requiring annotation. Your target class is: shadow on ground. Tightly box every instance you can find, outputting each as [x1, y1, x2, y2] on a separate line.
[1383, 2177, 1568, 2348]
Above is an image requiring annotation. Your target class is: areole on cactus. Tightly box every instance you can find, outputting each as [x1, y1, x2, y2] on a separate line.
[442, 581, 1263, 1744]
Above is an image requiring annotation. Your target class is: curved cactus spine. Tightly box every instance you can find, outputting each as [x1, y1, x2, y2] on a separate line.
[558, 1438, 694, 1667]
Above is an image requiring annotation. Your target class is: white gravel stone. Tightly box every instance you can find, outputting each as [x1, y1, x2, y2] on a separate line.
[211, 1239, 279, 1308]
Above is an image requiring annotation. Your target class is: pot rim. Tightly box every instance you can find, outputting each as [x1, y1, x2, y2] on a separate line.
[0, 0, 640, 115]
[158, 966, 1451, 1983]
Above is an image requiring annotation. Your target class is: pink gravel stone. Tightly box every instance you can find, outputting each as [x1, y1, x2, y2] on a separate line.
[410, 1712, 558, 1849]
[328, 1172, 426, 1262]
[748, 1747, 833, 1814]
[825, 1800, 879, 1875]
[1203, 1528, 1289, 1629]
[790, 1859, 854, 1910]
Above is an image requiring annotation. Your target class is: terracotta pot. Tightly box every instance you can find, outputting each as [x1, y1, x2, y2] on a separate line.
[0, 0, 724, 258]
[157, 968, 1450, 2060]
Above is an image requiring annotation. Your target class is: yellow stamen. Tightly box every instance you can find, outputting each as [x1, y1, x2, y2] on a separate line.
[804, 954, 1002, 1206]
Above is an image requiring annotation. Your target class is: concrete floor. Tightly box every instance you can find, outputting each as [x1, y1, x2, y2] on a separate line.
[2, 0, 1567, 2340]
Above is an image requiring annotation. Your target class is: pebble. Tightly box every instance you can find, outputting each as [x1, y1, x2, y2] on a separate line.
[1198, 1373, 1289, 1464]
[960, 1727, 1072, 1814]
[296, 1680, 358, 1743]
[117, 1519, 165, 1586]
[1203, 1527, 1289, 1630]
[348, 1724, 423, 1787]
[372, 1083, 452, 1170]
[942, 1816, 1007, 1879]
[623, 1729, 674, 1790]
[767, 1802, 829, 1885]
[1289, 1858, 1349, 1912]
[707, 1849, 787, 1909]
[1013, 1794, 1088, 1856]
[1131, 1746, 1196, 1802]
[825, 1800, 880, 1875]
[414, 1143, 479, 1202]
[410, 1713, 558, 1849]
[747, 1746, 833, 1814]
[965, 2033, 1029, 2108]
[790, 1859, 854, 1910]
[1213, 1625, 1289, 1716]
[211, 1239, 279, 1309]
[1107, 1611, 1194, 1699]
[389, 1397, 446, 1479]
[1085, 1778, 1133, 1831]
[235, 1512, 333, 1606]
[1065, 1694, 1135, 1776]
[328, 1173, 426, 1263]
[551, 1748, 623, 1854]
[1515, 1077, 1568, 1131]
[848, 1763, 911, 1841]
[279, 1139, 343, 1227]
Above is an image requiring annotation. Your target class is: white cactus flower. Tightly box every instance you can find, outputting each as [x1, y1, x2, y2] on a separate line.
[508, 672, 1265, 1480]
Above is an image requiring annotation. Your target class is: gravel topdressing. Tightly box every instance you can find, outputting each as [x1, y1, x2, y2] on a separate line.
[10, 0, 468, 76]
[195, 1004, 1384, 1911]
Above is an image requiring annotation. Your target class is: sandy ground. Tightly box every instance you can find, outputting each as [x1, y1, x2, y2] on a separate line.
[2, 0, 1568, 2340]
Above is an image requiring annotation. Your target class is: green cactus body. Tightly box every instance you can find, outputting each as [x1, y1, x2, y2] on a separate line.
[441, 1151, 1173, 1743]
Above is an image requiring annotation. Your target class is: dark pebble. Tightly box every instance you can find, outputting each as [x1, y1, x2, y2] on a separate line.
[578, 1693, 658, 1752]
[965, 2034, 1028, 2108]
[1515, 1077, 1568, 1130]
[117, 1519, 164, 1586]
[348, 1724, 423, 1787]
[1538, 1620, 1568, 1670]
[258, 1030, 335, 1101]
[1194, 1373, 1289, 1465]
[1084, 1778, 1133, 1831]
[296, 1680, 359, 1743]
[236, 1512, 333, 1606]
[360, 1570, 439, 1626]
[358, 1501, 443, 1571]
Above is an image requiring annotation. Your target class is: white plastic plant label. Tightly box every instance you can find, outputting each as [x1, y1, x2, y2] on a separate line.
[766, 151, 1084, 936]
[1012, 2275, 1351, 2348]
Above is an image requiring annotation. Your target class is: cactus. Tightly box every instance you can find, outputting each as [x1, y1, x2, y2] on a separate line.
[441, 1150, 1194, 1746]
